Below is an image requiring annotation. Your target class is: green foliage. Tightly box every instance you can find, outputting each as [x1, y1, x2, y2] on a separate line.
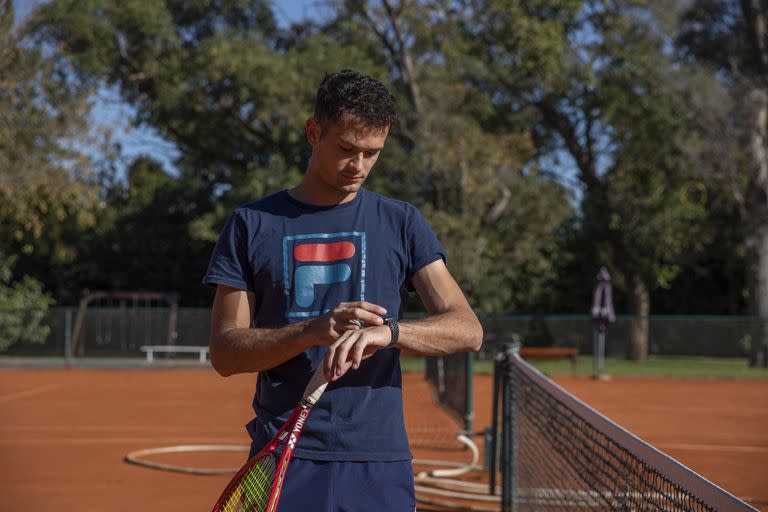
[28, 2, 388, 296]
[327, 2, 576, 314]
[460, 0, 710, 301]
[27, 0, 577, 311]
[16, 0, 748, 321]
[676, 0, 752, 75]
[28, 0, 375, 191]
[71, 157, 214, 299]
[0, 254, 53, 352]
[0, 0, 102, 295]
[674, 2, 768, 373]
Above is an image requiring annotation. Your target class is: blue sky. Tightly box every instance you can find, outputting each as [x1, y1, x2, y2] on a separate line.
[14, 0, 318, 27]
[271, 0, 322, 25]
[13, 0, 39, 23]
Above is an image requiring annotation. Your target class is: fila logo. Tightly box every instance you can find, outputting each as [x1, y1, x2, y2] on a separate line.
[294, 242, 355, 308]
[283, 233, 366, 318]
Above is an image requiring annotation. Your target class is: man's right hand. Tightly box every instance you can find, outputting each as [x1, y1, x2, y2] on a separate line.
[304, 301, 387, 345]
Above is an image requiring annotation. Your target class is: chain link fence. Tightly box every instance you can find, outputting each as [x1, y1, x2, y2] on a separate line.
[481, 315, 761, 359]
[0, 308, 763, 359]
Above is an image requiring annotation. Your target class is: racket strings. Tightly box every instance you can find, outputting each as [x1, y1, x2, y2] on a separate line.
[219, 454, 277, 512]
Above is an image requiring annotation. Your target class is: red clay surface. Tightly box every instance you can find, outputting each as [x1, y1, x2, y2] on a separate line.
[0, 368, 765, 511]
[548, 376, 768, 511]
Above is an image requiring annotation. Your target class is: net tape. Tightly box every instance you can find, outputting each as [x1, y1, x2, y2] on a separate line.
[503, 351, 756, 512]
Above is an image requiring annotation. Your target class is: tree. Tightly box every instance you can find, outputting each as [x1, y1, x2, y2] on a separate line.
[76, 156, 216, 301]
[459, 0, 709, 358]
[0, 252, 53, 352]
[28, 1, 398, 301]
[28, 0, 399, 305]
[677, 0, 768, 365]
[28, 0, 379, 209]
[322, 1, 576, 314]
[31, 0, 575, 313]
[650, 65, 748, 316]
[0, 0, 101, 297]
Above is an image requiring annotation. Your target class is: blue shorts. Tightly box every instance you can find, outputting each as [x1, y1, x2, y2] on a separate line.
[273, 458, 416, 512]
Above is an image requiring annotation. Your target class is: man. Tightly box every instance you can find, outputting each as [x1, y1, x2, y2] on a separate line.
[204, 69, 482, 511]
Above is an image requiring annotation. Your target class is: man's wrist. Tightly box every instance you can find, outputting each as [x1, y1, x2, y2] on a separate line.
[296, 319, 327, 348]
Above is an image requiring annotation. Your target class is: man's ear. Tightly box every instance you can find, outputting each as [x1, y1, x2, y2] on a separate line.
[306, 117, 321, 145]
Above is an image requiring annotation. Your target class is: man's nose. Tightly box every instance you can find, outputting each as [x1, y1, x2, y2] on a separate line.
[349, 152, 364, 171]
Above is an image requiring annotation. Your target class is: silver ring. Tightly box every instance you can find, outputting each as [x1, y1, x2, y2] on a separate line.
[349, 319, 363, 328]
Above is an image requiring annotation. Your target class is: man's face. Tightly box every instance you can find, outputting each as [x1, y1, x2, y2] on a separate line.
[305, 115, 389, 196]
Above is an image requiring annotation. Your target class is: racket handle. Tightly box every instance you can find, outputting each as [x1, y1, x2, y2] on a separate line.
[302, 364, 329, 405]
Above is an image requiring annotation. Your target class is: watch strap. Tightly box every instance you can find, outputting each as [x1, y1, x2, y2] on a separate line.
[384, 317, 399, 348]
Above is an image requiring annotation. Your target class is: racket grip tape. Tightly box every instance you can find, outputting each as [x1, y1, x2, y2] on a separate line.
[302, 365, 329, 406]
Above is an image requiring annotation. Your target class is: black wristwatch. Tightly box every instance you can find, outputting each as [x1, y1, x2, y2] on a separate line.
[383, 317, 399, 348]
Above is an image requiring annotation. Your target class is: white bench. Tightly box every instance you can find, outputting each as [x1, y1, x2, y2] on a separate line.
[140, 345, 209, 363]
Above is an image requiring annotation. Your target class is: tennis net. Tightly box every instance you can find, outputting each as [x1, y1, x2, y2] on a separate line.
[425, 352, 474, 433]
[492, 346, 757, 512]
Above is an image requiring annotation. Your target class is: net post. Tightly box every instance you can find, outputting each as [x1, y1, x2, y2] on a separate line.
[64, 307, 73, 366]
[463, 351, 474, 434]
[597, 331, 605, 377]
[489, 350, 503, 496]
[593, 328, 607, 379]
[501, 342, 519, 512]
[501, 358, 511, 511]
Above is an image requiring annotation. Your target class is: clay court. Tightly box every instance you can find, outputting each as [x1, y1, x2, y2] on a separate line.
[1, 367, 766, 511]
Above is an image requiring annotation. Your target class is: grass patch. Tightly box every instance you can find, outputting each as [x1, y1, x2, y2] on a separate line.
[528, 355, 768, 378]
[401, 355, 768, 379]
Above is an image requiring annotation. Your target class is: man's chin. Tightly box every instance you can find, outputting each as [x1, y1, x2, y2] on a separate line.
[338, 182, 363, 193]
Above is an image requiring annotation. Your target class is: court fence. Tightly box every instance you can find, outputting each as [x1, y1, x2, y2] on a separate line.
[0, 308, 763, 360]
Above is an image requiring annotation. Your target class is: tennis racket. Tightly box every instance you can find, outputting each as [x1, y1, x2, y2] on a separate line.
[211, 364, 329, 512]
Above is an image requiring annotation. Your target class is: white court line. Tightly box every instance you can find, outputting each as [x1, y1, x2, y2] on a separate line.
[18, 399, 246, 408]
[0, 384, 58, 404]
[31, 400, 209, 407]
[0, 437, 247, 446]
[658, 442, 768, 454]
[2, 425, 242, 434]
[620, 405, 768, 415]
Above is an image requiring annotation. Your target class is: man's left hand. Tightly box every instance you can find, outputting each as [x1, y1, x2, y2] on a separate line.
[323, 325, 392, 381]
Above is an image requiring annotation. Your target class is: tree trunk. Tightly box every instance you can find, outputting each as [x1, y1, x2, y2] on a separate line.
[627, 275, 650, 361]
[746, 88, 768, 366]
[748, 223, 768, 366]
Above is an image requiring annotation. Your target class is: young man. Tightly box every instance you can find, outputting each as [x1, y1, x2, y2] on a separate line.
[204, 69, 482, 511]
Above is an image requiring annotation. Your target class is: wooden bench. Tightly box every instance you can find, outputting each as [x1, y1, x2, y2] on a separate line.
[140, 345, 209, 363]
[518, 347, 579, 372]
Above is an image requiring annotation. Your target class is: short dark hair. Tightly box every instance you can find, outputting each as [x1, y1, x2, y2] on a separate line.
[314, 69, 399, 128]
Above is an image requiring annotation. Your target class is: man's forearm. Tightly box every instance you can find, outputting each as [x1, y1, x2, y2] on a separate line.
[396, 307, 483, 356]
[210, 322, 314, 376]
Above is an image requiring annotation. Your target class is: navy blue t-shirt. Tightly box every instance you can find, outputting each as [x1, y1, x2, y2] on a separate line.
[203, 188, 446, 461]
